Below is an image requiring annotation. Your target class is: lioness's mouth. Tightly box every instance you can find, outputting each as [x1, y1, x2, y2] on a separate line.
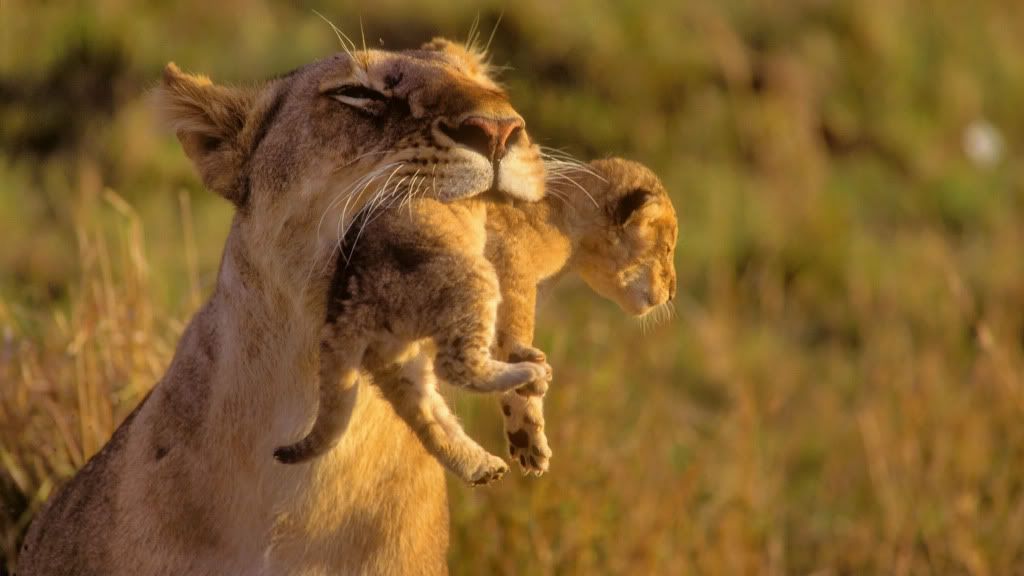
[488, 160, 506, 195]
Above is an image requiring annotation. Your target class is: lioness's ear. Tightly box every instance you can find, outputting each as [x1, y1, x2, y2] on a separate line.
[157, 62, 255, 205]
[421, 37, 494, 83]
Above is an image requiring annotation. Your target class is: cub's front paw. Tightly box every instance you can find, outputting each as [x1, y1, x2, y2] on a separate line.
[507, 343, 547, 364]
[502, 394, 552, 476]
[468, 453, 509, 486]
[508, 345, 551, 397]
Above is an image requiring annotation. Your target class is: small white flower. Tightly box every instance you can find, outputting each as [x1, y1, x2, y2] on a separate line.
[963, 119, 1004, 168]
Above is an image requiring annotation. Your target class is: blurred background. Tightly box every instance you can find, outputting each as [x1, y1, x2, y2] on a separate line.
[2, 0, 1024, 574]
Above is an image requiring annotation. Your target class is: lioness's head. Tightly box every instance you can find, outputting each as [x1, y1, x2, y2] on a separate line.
[572, 158, 678, 317]
[157, 39, 544, 293]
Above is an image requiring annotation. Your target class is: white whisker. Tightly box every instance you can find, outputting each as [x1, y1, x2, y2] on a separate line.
[545, 172, 599, 207]
[344, 163, 406, 263]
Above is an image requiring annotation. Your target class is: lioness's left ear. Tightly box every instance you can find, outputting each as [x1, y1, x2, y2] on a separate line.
[613, 188, 656, 227]
[156, 63, 256, 205]
[421, 37, 494, 84]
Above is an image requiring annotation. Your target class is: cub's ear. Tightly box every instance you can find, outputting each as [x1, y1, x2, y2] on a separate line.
[613, 188, 656, 227]
[156, 63, 256, 205]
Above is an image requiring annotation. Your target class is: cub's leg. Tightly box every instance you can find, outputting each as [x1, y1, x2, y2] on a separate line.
[273, 325, 364, 464]
[373, 349, 508, 485]
[500, 343, 552, 475]
[432, 264, 551, 396]
[489, 250, 552, 475]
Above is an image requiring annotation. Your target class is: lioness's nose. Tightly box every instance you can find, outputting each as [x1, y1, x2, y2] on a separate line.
[445, 116, 524, 161]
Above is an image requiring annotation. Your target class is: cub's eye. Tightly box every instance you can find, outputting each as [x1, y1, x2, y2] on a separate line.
[324, 85, 388, 112]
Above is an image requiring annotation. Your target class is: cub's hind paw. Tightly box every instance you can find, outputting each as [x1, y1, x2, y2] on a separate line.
[507, 428, 551, 476]
[502, 396, 551, 476]
[468, 453, 509, 486]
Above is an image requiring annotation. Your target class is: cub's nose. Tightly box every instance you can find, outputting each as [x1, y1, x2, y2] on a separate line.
[443, 116, 524, 161]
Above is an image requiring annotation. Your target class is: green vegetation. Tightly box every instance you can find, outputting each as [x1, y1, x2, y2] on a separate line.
[2, 0, 1024, 573]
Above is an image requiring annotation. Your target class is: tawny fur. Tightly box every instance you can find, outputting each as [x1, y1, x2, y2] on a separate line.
[272, 196, 552, 487]
[486, 158, 679, 474]
[18, 39, 545, 576]
[313, 158, 679, 486]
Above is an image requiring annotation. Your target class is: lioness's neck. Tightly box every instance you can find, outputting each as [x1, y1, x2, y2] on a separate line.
[180, 222, 449, 572]
[211, 225, 321, 445]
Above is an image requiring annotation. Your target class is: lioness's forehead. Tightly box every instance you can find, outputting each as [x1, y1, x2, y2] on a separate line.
[294, 46, 496, 92]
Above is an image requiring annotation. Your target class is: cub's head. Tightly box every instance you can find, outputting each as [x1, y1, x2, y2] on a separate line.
[156, 39, 544, 288]
[572, 158, 678, 317]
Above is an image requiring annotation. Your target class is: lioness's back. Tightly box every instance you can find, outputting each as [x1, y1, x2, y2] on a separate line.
[19, 398, 144, 575]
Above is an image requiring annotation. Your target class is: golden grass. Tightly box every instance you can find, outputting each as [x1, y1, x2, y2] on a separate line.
[0, 186, 186, 569]
[4, 1, 1024, 574]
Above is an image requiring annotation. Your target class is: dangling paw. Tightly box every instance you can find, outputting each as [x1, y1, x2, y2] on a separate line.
[502, 393, 551, 476]
[467, 451, 509, 486]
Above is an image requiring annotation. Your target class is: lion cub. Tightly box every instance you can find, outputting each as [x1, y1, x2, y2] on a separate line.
[364, 158, 678, 482]
[274, 196, 551, 485]
[275, 159, 676, 486]
[486, 157, 678, 475]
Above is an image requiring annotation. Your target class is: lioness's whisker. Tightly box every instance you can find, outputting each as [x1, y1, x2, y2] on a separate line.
[331, 162, 400, 248]
[300, 163, 397, 304]
[543, 157, 608, 182]
[400, 171, 424, 215]
[312, 9, 362, 68]
[544, 172, 599, 207]
[319, 162, 393, 243]
[344, 163, 406, 263]
[315, 162, 394, 268]
[333, 166, 393, 264]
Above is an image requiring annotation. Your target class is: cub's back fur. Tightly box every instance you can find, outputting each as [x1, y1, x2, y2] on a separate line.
[330, 157, 679, 483]
[272, 195, 551, 485]
[271, 158, 681, 482]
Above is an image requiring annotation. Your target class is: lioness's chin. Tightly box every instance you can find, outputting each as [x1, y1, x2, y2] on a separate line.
[498, 147, 545, 202]
[436, 142, 544, 202]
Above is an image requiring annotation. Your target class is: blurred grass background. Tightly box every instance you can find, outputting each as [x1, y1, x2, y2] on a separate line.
[2, 0, 1024, 574]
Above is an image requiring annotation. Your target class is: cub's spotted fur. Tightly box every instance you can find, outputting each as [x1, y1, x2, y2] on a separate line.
[310, 158, 678, 485]
[273, 195, 552, 487]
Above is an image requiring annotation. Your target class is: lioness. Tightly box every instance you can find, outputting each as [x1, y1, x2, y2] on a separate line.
[18, 39, 545, 576]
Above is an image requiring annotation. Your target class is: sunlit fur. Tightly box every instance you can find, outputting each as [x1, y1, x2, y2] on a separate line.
[492, 156, 679, 473]
[18, 39, 544, 576]
[363, 157, 679, 478]
[273, 195, 553, 487]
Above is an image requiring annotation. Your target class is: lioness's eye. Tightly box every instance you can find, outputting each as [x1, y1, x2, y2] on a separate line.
[325, 85, 388, 111]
